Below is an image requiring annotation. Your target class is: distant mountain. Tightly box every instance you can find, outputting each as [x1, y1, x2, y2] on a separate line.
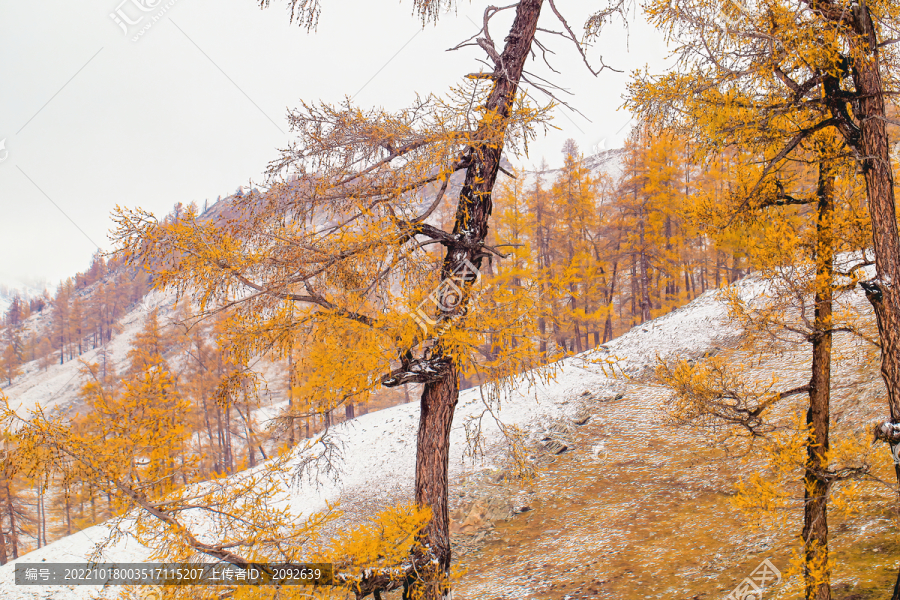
[0, 275, 49, 314]
[520, 147, 626, 182]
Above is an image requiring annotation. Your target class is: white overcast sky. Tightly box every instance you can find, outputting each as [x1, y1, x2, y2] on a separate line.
[0, 0, 670, 290]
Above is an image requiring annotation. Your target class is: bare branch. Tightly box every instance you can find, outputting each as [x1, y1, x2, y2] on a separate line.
[547, 0, 617, 76]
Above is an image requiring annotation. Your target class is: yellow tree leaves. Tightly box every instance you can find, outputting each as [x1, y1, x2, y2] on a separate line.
[101, 77, 557, 597]
[108, 81, 557, 423]
[329, 503, 431, 578]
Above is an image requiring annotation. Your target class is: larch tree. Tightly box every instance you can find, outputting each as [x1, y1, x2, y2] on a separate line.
[69, 313, 194, 505]
[661, 135, 874, 599]
[104, 1, 632, 598]
[0, 430, 26, 564]
[612, 129, 701, 325]
[660, 158, 865, 596]
[546, 140, 606, 352]
[1, 296, 24, 386]
[626, 1, 900, 594]
[487, 132, 712, 352]
[628, 0, 900, 515]
[628, 16, 878, 599]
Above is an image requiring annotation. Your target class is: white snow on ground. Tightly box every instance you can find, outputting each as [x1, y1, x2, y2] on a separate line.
[0, 276, 745, 599]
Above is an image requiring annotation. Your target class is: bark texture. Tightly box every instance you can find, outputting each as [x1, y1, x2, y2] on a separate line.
[410, 1, 545, 597]
[846, 8, 900, 432]
[837, 12, 900, 596]
[803, 156, 834, 600]
[405, 361, 459, 600]
[808, 3, 900, 594]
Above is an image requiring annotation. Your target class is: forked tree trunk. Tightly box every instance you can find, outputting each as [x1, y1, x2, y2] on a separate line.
[803, 155, 834, 600]
[408, 1, 545, 597]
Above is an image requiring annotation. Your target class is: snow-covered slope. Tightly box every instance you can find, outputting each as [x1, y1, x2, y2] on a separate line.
[3, 287, 286, 419]
[2, 290, 175, 417]
[0, 276, 741, 599]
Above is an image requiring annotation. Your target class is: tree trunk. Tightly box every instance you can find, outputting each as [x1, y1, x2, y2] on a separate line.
[570, 287, 583, 353]
[235, 398, 259, 469]
[664, 215, 674, 302]
[603, 249, 620, 343]
[89, 483, 96, 525]
[630, 255, 638, 318]
[535, 179, 550, 357]
[835, 8, 900, 599]
[36, 485, 43, 549]
[803, 155, 834, 600]
[287, 351, 295, 447]
[407, 361, 459, 598]
[846, 12, 900, 435]
[64, 483, 72, 537]
[638, 235, 652, 323]
[715, 251, 722, 288]
[200, 394, 218, 474]
[407, 1, 545, 597]
[224, 405, 234, 474]
[215, 402, 226, 474]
